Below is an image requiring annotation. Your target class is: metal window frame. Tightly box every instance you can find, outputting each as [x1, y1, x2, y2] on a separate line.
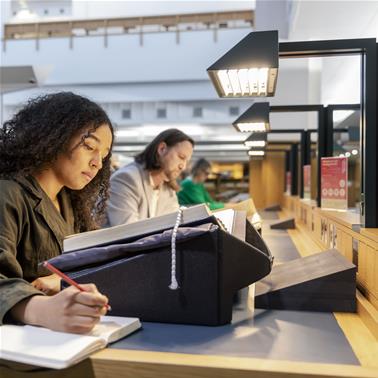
[325, 104, 360, 156]
[268, 105, 325, 203]
[279, 38, 377, 227]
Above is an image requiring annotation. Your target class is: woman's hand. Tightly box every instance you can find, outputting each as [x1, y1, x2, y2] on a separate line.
[11, 284, 109, 334]
[31, 273, 61, 295]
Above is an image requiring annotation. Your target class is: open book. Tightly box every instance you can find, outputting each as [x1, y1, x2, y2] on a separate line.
[63, 204, 236, 252]
[0, 316, 141, 369]
[223, 199, 261, 230]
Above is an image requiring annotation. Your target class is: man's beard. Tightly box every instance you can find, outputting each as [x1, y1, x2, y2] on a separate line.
[164, 168, 178, 182]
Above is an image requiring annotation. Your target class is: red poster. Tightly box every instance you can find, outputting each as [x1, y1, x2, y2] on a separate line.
[286, 171, 291, 194]
[321, 157, 348, 210]
[303, 165, 311, 200]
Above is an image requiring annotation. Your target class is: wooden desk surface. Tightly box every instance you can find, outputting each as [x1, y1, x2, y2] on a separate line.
[2, 213, 378, 378]
[316, 208, 378, 244]
[299, 199, 317, 208]
[360, 228, 378, 243]
[317, 209, 361, 229]
[2, 350, 378, 378]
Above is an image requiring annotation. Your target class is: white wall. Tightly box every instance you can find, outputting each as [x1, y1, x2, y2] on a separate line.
[71, 1, 255, 19]
[4, 0, 370, 157]
[2, 28, 253, 84]
[288, 0, 378, 105]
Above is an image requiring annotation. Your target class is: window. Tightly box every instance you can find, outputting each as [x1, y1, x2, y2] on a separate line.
[193, 107, 203, 118]
[157, 108, 167, 119]
[122, 109, 131, 119]
[229, 106, 239, 116]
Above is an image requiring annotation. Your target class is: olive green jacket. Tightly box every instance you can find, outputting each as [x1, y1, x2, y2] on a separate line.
[0, 176, 75, 324]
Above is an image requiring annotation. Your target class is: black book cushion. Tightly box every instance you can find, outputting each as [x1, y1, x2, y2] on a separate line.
[48, 223, 272, 326]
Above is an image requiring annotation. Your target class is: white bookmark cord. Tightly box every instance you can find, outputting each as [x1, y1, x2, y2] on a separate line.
[169, 207, 183, 290]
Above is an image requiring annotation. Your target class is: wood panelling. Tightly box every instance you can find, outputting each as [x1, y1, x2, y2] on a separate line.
[249, 152, 285, 209]
[249, 159, 264, 209]
[282, 194, 378, 339]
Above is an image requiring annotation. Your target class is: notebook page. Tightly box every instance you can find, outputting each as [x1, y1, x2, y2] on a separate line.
[89, 316, 141, 344]
[213, 208, 235, 233]
[0, 325, 102, 369]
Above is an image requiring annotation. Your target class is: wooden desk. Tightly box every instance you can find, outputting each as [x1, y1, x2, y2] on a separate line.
[360, 228, 378, 244]
[319, 209, 361, 230]
[1, 211, 378, 378]
[2, 325, 377, 378]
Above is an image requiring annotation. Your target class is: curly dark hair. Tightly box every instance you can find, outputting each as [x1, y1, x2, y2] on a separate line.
[0, 92, 114, 232]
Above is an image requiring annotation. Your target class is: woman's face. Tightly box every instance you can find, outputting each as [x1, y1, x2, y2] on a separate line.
[52, 124, 113, 190]
[196, 168, 211, 183]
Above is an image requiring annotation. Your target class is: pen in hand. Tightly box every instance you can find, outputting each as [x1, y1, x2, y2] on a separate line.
[42, 261, 111, 311]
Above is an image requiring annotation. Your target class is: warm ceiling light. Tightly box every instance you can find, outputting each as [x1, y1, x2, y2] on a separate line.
[207, 31, 279, 98]
[244, 132, 268, 148]
[233, 102, 270, 132]
[248, 150, 265, 156]
[245, 140, 266, 147]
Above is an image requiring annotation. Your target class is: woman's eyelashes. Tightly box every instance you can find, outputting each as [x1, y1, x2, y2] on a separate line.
[83, 138, 110, 164]
[83, 142, 95, 151]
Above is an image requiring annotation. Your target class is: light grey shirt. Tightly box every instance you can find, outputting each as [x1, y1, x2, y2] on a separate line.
[106, 161, 179, 226]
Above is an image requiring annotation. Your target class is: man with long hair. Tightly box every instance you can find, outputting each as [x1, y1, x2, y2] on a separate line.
[106, 128, 194, 226]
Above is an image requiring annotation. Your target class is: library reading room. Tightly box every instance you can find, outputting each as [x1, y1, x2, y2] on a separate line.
[0, 1, 378, 378]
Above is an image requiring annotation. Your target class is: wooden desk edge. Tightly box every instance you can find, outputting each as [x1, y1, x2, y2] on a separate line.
[357, 290, 378, 340]
[89, 349, 378, 378]
[3, 349, 377, 378]
[315, 209, 360, 230]
[360, 228, 378, 243]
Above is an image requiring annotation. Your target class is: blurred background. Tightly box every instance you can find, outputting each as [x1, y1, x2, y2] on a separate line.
[1, 0, 377, 208]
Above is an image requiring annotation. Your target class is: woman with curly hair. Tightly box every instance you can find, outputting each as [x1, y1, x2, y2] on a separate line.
[0, 92, 114, 334]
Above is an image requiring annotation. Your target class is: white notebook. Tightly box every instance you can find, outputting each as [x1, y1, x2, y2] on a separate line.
[0, 316, 141, 369]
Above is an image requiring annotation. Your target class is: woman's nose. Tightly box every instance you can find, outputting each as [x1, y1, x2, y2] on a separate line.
[91, 153, 103, 170]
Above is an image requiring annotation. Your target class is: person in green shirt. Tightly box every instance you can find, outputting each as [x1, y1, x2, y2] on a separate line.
[178, 158, 224, 210]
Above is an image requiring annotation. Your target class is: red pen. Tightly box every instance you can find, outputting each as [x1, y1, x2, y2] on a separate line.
[42, 261, 111, 311]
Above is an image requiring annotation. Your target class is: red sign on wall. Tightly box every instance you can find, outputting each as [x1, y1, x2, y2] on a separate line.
[321, 157, 348, 210]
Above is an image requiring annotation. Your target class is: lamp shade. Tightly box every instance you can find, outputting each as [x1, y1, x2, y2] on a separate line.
[207, 30, 279, 98]
[233, 102, 270, 132]
[248, 149, 266, 158]
[0, 66, 37, 94]
[244, 132, 268, 148]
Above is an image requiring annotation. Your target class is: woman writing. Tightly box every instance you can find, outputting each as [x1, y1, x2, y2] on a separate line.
[0, 92, 113, 334]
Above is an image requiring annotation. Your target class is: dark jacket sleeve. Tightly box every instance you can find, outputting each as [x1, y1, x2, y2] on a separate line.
[0, 182, 43, 325]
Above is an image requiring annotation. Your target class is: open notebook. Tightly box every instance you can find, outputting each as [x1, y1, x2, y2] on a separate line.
[0, 316, 141, 369]
[63, 204, 238, 253]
